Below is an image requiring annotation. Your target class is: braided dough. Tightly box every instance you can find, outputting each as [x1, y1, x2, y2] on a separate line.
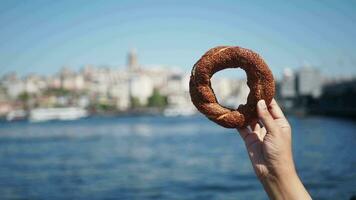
[189, 46, 275, 128]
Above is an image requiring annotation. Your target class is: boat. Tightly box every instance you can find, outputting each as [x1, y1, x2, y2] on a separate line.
[163, 105, 196, 117]
[6, 109, 27, 121]
[29, 107, 88, 122]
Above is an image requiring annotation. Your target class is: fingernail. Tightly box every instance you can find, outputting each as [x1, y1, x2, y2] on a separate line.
[258, 100, 266, 109]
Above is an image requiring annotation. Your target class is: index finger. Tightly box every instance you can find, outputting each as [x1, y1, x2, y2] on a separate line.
[268, 99, 286, 120]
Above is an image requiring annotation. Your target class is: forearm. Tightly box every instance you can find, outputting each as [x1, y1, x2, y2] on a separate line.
[260, 171, 312, 200]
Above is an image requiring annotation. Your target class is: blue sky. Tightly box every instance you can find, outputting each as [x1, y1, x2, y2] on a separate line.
[0, 0, 355, 78]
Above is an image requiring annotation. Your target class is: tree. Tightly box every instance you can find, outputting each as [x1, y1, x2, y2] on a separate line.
[17, 92, 31, 110]
[18, 92, 30, 102]
[44, 88, 70, 96]
[130, 97, 141, 108]
[147, 89, 167, 108]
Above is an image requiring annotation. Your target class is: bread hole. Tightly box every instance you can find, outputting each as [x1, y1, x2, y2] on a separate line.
[211, 68, 250, 109]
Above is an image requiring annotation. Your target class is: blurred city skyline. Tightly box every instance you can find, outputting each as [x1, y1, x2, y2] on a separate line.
[1, 0, 356, 78]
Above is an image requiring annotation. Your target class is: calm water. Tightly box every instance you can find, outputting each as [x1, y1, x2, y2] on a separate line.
[0, 115, 355, 200]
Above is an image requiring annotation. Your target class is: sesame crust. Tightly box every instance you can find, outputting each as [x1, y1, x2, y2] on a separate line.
[189, 46, 275, 128]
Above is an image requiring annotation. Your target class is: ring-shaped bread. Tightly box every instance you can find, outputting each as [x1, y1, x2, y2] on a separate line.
[189, 46, 275, 128]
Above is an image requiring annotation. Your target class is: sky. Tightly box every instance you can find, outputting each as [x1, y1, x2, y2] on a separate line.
[0, 0, 356, 78]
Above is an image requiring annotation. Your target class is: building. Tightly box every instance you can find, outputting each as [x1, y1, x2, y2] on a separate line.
[210, 77, 249, 108]
[162, 73, 190, 107]
[280, 68, 296, 98]
[129, 74, 153, 106]
[296, 67, 322, 98]
[277, 66, 324, 110]
[211, 77, 233, 103]
[127, 49, 139, 72]
[279, 68, 297, 109]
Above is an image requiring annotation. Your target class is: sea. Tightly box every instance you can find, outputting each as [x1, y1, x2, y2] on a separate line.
[0, 115, 355, 200]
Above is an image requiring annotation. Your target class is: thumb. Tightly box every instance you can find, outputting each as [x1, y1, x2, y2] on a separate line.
[257, 100, 278, 134]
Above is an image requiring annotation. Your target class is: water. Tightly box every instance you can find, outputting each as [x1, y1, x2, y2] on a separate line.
[0, 115, 355, 200]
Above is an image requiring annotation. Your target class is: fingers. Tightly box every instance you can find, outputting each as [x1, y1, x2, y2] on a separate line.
[251, 120, 260, 133]
[239, 99, 283, 142]
[257, 100, 278, 134]
[237, 127, 261, 149]
[268, 99, 286, 120]
[251, 121, 266, 141]
[259, 125, 267, 140]
[237, 127, 250, 139]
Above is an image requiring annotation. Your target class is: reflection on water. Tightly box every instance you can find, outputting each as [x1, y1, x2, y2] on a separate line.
[0, 116, 355, 199]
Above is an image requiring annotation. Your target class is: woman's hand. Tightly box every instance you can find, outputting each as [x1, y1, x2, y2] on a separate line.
[237, 99, 312, 200]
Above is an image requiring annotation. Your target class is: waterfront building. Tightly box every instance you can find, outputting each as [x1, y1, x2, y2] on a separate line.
[280, 68, 296, 98]
[129, 74, 154, 106]
[279, 68, 297, 109]
[127, 48, 139, 72]
[296, 66, 322, 98]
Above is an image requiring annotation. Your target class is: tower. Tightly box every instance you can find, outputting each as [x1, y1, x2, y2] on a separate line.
[127, 48, 139, 72]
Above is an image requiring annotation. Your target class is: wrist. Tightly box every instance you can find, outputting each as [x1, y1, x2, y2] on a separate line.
[259, 170, 312, 200]
[261, 169, 298, 188]
[272, 162, 297, 181]
[257, 159, 297, 182]
[260, 172, 298, 200]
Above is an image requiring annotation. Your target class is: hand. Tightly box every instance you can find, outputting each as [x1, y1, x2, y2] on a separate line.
[237, 99, 311, 200]
[237, 98, 294, 179]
